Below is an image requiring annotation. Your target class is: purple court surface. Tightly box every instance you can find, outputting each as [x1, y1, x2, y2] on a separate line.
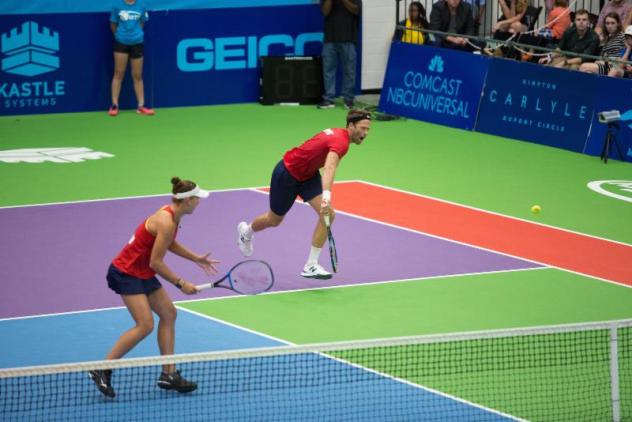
[0, 190, 542, 319]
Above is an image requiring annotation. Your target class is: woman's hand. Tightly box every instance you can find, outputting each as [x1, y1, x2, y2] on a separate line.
[179, 280, 199, 295]
[195, 253, 220, 276]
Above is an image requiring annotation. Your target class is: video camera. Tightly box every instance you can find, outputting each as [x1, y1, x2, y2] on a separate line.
[598, 110, 621, 124]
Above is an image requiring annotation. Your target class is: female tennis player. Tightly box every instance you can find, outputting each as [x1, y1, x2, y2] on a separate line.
[89, 177, 220, 398]
[237, 109, 371, 279]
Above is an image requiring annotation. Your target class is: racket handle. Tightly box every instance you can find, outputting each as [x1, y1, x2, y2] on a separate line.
[196, 282, 214, 291]
[323, 214, 331, 227]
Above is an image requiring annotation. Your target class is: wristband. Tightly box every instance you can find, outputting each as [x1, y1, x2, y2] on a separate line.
[322, 190, 331, 202]
[175, 279, 183, 289]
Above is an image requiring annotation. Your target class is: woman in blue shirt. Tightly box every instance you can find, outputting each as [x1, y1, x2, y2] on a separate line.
[109, 0, 154, 116]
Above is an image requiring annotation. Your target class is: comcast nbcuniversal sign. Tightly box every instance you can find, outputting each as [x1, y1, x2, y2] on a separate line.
[587, 180, 632, 203]
[0, 147, 113, 163]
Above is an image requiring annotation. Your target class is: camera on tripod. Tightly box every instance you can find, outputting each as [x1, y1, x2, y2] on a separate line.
[597, 110, 623, 163]
[598, 110, 621, 124]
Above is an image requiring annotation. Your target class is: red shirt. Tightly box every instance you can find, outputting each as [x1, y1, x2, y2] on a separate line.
[283, 128, 350, 182]
[112, 206, 178, 280]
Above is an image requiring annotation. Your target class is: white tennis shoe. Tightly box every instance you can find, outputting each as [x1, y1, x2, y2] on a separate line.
[301, 263, 332, 280]
[237, 222, 254, 257]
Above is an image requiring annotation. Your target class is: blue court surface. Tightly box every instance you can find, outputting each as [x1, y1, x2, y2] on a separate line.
[0, 308, 282, 368]
[3, 351, 514, 422]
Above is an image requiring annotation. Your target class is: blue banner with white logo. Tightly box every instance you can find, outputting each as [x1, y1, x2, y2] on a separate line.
[379, 42, 489, 130]
[0, 5, 322, 115]
[583, 76, 632, 163]
[0, 15, 116, 115]
[151, 7, 323, 108]
[476, 59, 598, 153]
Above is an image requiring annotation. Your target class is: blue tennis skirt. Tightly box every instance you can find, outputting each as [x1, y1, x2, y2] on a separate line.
[107, 264, 162, 296]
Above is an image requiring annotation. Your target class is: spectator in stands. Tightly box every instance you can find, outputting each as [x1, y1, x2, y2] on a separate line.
[538, 9, 599, 69]
[608, 25, 632, 77]
[395, 1, 429, 44]
[318, 0, 362, 110]
[462, 0, 487, 34]
[596, 0, 632, 41]
[544, 0, 554, 22]
[545, 0, 571, 41]
[625, 8, 632, 28]
[493, 0, 529, 34]
[429, 0, 477, 50]
[580, 13, 626, 75]
[108, 0, 154, 116]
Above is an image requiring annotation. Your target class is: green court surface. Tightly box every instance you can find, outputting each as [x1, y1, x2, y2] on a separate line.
[2, 104, 632, 244]
[2, 104, 632, 420]
[180, 268, 632, 343]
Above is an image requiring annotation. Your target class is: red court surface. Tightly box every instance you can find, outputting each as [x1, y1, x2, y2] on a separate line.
[327, 182, 632, 287]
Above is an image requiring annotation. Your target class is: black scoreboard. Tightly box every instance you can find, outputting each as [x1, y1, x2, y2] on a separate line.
[259, 56, 323, 105]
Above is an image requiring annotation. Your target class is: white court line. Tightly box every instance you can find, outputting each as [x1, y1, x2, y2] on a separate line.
[178, 267, 549, 305]
[0, 180, 360, 210]
[0, 266, 546, 322]
[356, 179, 632, 248]
[177, 308, 523, 421]
[0, 186, 255, 210]
[2, 177, 628, 248]
[250, 185, 632, 290]
[0, 305, 127, 322]
[178, 307, 292, 346]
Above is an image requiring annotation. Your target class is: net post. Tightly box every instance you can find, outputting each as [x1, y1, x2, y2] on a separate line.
[610, 325, 621, 422]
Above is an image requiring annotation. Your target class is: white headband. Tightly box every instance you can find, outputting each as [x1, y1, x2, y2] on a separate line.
[173, 185, 210, 200]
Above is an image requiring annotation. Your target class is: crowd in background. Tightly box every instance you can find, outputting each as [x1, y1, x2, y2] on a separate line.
[394, 0, 632, 78]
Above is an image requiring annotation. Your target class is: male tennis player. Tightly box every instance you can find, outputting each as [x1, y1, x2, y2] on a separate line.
[89, 177, 220, 398]
[237, 109, 371, 279]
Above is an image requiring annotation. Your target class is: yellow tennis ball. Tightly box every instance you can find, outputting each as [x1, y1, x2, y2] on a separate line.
[531, 205, 541, 214]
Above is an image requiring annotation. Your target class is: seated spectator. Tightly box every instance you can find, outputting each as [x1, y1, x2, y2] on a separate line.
[493, 0, 529, 34]
[595, 0, 632, 40]
[395, 1, 429, 44]
[462, 0, 487, 34]
[608, 25, 632, 77]
[546, 0, 571, 40]
[429, 0, 478, 51]
[538, 9, 599, 69]
[580, 13, 626, 75]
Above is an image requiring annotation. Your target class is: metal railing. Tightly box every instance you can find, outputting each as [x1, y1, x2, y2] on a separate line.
[395, 0, 604, 38]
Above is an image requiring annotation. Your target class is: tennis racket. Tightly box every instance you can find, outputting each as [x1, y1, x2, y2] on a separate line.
[324, 214, 338, 273]
[197, 260, 274, 295]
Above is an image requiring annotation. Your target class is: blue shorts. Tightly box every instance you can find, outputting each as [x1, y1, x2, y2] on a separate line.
[107, 264, 162, 296]
[269, 160, 322, 216]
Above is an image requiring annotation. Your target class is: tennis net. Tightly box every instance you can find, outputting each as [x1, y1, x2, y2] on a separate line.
[1, 319, 631, 421]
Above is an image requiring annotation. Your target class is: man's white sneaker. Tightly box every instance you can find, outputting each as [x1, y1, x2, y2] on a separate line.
[300, 263, 332, 280]
[237, 222, 253, 257]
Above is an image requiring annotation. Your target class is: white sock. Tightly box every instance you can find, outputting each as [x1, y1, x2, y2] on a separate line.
[306, 246, 322, 266]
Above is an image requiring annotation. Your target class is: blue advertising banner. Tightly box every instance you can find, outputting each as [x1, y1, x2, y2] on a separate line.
[150, 7, 323, 108]
[0, 15, 117, 116]
[379, 42, 489, 130]
[584, 76, 632, 163]
[0, 5, 323, 115]
[476, 59, 598, 153]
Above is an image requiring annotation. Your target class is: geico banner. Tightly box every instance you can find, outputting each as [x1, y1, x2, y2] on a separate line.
[379, 42, 489, 130]
[0, 5, 322, 116]
[476, 59, 597, 153]
[583, 76, 632, 163]
[151, 6, 323, 107]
